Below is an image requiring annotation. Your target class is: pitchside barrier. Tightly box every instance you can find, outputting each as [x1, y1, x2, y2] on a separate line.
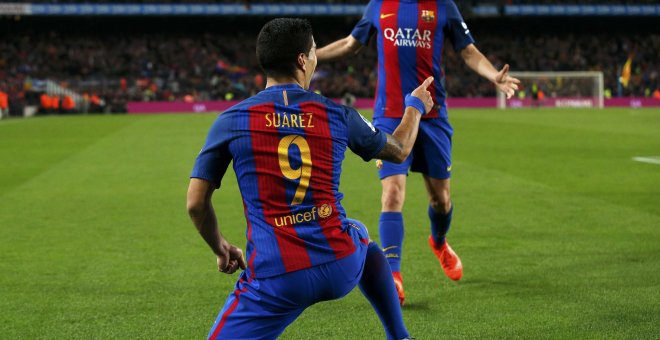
[497, 71, 605, 109]
[126, 97, 660, 114]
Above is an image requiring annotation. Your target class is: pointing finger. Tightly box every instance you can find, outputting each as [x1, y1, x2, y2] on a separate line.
[420, 76, 434, 90]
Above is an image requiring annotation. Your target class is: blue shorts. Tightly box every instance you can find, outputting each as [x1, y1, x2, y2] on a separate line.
[207, 219, 369, 339]
[374, 117, 453, 180]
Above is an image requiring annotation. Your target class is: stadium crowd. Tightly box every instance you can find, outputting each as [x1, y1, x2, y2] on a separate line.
[10, 0, 658, 3]
[6, 0, 364, 3]
[1, 20, 658, 113]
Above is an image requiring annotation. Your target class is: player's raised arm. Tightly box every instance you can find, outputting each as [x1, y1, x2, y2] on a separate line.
[376, 76, 435, 163]
[346, 77, 433, 165]
[316, 35, 363, 62]
[460, 44, 520, 99]
[317, 0, 378, 62]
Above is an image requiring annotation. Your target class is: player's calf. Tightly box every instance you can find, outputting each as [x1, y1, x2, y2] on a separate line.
[359, 242, 410, 340]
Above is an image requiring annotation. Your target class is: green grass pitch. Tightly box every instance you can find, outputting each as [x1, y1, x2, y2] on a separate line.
[1, 108, 659, 338]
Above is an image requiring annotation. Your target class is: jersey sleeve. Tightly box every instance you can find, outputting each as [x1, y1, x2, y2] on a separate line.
[346, 107, 387, 161]
[190, 113, 233, 188]
[444, 0, 475, 52]
[350, 0, 378, 46]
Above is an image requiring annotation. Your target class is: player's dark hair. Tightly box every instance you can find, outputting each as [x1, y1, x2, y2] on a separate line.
[256, 18, 314, 78]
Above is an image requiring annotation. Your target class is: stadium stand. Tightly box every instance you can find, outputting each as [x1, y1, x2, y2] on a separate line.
[7, 0, 659, 3]
[4, 0, 364, 3]
[0, 7, 658, 114]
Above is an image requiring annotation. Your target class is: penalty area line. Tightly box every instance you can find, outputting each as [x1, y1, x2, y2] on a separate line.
[632, 156, 660, 166]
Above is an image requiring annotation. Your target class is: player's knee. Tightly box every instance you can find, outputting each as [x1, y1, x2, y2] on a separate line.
[381, 185, 405, 211]
[367, 241, 381, 256]
[429, 190, 451, 214]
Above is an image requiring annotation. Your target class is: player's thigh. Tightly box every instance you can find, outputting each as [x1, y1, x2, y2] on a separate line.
[295, 219, 369, 302]
[208, 247, 368, 339]
[316, 243, 368, 301]
[345, 217, 371, 244]
[410, 118, 453, 180]
[344, 218, 370, 268]
[208, 273, 305, 340]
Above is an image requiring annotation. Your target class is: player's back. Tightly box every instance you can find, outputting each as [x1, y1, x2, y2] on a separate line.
[197, 84, 384, 279]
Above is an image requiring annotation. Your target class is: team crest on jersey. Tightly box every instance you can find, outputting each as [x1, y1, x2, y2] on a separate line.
[421, 10, 435, 22]
[318, 204, 333, 218]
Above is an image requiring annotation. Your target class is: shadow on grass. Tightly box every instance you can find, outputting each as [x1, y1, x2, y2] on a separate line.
[401, 300, 431, 311]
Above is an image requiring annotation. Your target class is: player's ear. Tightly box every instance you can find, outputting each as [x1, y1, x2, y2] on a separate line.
[297, 53, 307, 72]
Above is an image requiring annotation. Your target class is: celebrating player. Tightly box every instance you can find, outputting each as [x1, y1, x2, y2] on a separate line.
[317, 0, 520, 305]
[187, 18, 434, 339]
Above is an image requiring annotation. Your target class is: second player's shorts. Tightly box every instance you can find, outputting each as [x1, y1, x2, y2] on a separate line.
[374, 117, 454, 180]
[207, 219, 369, 339]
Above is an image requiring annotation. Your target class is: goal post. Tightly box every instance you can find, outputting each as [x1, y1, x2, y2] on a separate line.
[497, 71, 604, 109]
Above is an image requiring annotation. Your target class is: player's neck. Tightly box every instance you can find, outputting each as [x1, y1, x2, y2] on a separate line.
[265, 76, 306, 90]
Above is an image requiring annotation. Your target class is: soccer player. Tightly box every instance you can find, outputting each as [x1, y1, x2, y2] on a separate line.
[187, 18, 434, 339]
[316, 0, 520, 305]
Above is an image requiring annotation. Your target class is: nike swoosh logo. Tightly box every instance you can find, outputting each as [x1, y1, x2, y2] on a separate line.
[380, 13, 395, 19]
[383, 246, 399, 252]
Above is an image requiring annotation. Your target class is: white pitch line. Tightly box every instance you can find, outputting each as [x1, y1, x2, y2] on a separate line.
[632, 156, 660, 166]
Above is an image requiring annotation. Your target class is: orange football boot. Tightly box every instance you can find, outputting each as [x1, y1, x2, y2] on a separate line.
[428, 236, 463, 281]
[392, 271, 405, 306]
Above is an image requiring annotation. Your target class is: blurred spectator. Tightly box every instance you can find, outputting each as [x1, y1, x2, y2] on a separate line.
[0, 90, 8, 118]
[62, 94, 75, 113]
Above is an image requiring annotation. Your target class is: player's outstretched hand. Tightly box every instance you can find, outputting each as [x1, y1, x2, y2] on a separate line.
[217, 243, 247, 275]
[495, 64, 521, 99]
[411, 76, 435, 114]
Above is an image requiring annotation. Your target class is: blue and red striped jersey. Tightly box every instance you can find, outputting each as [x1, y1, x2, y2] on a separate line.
[351, 0, 475, 119]
[191, 83, 386, 279]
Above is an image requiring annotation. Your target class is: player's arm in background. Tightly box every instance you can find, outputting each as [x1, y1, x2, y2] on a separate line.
[316, 0, 377, 62]
[348, 77, 435, 163]
[187, 115, 246, 275]
[461, 45, 519, 99]
[316, 35, 362, 62]
[445, 1, 520, 99]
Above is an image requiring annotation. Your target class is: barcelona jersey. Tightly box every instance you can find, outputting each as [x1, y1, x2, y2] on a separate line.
[191, 84, 386, 279]
[351, 0, 475, 119]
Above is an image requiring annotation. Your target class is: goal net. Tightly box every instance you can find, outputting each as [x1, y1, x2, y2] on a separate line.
[497, 71, 604, 109]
